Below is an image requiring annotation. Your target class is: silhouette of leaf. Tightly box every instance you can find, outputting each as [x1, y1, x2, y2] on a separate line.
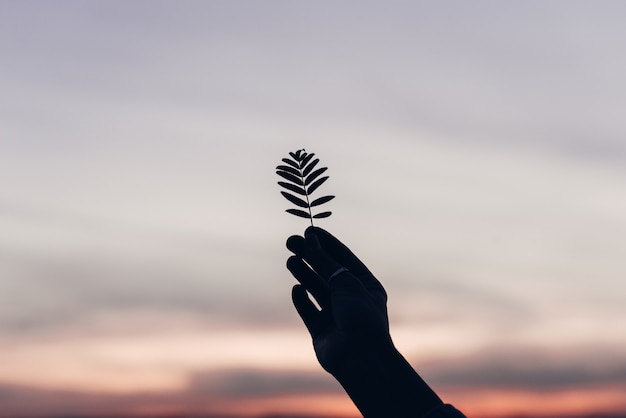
[310, 195, 335, 207]
[282, 158, 299, 169]
[307, 176, 328, 194]
[313, 211, 332, 219]
[300, 153, 315, 168]
[302, 158, 319, 177]
[286, 208, 311, 218]
[278, 181, 306, 196]
[277, 150, 334, 225]
[281, 191, 308, 208]
[276, 165, 300, 177]
[276, 170, 303, 185]
[305, 167, 328, 185]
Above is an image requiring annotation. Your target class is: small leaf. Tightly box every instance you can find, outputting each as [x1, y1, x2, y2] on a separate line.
[281, 191, 309, 208]
[310, 195, 335, 207]
[286, 208, 311, 219]
[302, 158, 319, 177]
[289, 151, 298, 160]
[305, 167, 328, 185]
[276, 165, 300, 177]
[282, 158, 299, 169]
[278, 181, 306, 196]
[307, 176, 328, 194]
[277, 170, 303, 185]
[300, 153, 315, 168]
[313, 211, 332, 219]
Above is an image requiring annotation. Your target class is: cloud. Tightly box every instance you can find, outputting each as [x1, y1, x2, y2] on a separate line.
[0, 382, 168, 417]
[0, 368, 343, 417]
[0, 192, 300, 337]
[3, 1, 626, 166]
[0, 248, 294, 336]
[187, 368, 341, 398]
[420, 345, 626, 390]
[2, 364, 626, 417]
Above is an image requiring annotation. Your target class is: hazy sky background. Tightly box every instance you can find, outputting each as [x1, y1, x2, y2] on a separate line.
[1, 1, 626, 417]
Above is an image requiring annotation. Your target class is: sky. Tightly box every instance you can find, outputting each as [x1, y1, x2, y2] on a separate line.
[1, 1, 626, 417]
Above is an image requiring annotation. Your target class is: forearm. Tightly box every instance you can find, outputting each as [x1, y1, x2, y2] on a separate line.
[333, 345, 443, 418]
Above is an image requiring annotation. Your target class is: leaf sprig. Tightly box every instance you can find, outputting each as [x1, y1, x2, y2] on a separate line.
[276, 149, 334, 225]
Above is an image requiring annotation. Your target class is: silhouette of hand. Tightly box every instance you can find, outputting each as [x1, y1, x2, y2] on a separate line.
[286, 227, 444, 417]
[286, 227, 391, 375]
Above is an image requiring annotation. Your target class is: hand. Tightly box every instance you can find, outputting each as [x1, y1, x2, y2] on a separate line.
[286, 226, 391, 374]
[286, 227, 443, 417]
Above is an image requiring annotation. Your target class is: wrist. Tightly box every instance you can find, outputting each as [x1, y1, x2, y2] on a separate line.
[332, 343, 442, 417]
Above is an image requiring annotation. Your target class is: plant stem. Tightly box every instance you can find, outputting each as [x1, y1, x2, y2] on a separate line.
[299, 159, 314, 227]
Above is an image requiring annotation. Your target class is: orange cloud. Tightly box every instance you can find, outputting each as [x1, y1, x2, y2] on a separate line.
[2, 373, 626, 418]
[443, 385, 626, 417]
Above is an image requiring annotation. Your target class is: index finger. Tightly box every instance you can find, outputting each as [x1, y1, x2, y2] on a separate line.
[287, 233, 345, 281]
[305, 227, 386, 294]
[305, 227, 371, 276]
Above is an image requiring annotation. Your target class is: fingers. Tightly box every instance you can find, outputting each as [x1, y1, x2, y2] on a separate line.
[287, 256, 331, 310]
[286, 233, 345, 281]
[292, 227, 386, 293]
[287, 233, 371, 306]
[305, 227, 372, 277]
[291, 285, 321, 336]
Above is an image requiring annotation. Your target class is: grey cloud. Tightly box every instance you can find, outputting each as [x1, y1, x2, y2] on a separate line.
[0, 382, 174, 417]
[387, 273, 535, 329]
[419, 345, 626, 390]
[188, 368, 341, 398]
[2, 362, 626, 417]
[0, 368, 341, 417]
[3, 1, 626, 165]
[0, 209, 294, 336]
[0, 251, 294, 336]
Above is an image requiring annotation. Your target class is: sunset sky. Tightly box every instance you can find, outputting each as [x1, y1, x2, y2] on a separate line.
[1, 1, 626, 417]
